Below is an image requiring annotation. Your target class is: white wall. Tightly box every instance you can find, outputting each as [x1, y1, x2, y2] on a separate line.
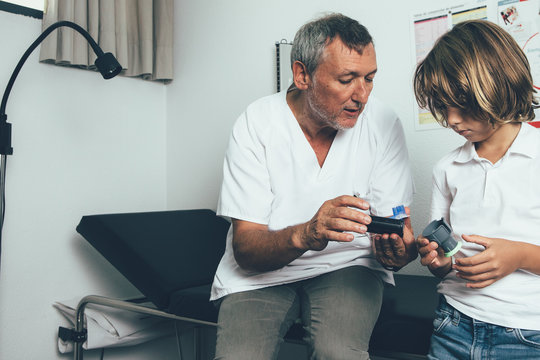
[0, 11, 168, 360]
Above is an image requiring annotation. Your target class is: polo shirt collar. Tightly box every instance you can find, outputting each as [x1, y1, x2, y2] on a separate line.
[508, 123, 539, 159]
[455, 141, 476, 163]
[454, 122, 539, 164]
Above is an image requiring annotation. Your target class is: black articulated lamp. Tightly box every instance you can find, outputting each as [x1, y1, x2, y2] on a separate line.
[0, 20, 122, 269]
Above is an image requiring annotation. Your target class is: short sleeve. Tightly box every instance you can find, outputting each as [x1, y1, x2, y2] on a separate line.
[217, 111, 274, 225]
[430, 162, 451, 222]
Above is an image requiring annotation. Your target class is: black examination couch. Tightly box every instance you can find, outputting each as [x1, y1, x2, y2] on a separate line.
[68, 209, 440, 360]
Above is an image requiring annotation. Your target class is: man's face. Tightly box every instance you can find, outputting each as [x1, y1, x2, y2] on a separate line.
[305, 38, 377, 130]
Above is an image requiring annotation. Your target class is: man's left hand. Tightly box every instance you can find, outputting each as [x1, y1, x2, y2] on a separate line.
[371, 207, 417, 270]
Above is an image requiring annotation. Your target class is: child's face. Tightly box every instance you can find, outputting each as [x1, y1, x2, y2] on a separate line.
[446, 107, 498, 143]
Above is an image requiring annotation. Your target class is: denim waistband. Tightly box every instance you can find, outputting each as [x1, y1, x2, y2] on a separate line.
[438, 295, 473, 326]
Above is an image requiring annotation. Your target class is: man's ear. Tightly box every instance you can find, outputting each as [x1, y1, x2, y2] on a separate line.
[292, 61, 311, 90]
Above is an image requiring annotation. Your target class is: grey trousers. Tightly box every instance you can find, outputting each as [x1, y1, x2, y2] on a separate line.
[214, 266, 384, 360]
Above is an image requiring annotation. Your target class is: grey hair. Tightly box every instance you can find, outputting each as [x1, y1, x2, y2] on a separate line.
[291, 13, 373, 76]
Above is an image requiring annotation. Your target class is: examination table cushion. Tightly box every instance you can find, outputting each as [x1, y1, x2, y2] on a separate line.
[76, 209, 230, 310]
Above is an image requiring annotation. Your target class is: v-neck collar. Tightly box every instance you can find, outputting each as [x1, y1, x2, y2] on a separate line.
[284, 100, 354, 181]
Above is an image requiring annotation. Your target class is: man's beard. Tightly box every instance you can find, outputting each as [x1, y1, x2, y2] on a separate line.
[306, 88, 356, 131]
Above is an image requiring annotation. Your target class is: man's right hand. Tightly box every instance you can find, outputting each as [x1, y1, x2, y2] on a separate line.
[294, 195, 372, 251]
[232, 195, 372, 272]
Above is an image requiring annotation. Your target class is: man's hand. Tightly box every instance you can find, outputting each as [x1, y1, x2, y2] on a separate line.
[294, 195, 371, 251]
[233, 195, 371, 272]
[371, 207, 417, 270]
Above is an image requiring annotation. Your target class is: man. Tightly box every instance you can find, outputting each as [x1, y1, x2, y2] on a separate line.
[211, 13, 416, 360]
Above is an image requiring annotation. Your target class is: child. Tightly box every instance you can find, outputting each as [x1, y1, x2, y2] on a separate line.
[413, 20, 540, 359]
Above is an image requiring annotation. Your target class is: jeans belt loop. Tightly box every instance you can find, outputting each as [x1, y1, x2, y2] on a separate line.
[452, 308, 461, 326]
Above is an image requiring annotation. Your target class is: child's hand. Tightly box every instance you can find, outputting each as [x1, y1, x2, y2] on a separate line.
[453, 235, 521, 289]
[417, 235, 452, 277]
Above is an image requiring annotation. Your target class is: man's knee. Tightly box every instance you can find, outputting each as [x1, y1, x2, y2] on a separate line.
[214, 287, 299, 360]
[303, 267, 384, 359]
[307, 319, 372, 360]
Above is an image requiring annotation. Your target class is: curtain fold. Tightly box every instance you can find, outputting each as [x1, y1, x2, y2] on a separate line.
[39, 0, 173, 83]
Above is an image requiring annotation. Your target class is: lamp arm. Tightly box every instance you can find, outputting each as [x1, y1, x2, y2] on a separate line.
[0, 21, 104, 116]
[0, 21, 121, 270]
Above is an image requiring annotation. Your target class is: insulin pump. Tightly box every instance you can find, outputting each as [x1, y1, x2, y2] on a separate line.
[366, 205, 407, 237]
[422, 218, 461, 257]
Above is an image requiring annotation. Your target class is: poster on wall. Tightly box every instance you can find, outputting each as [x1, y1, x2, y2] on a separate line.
[411, 1, 488, 130]
[411, 0, 540, 130]
[497, 0, 540, 128]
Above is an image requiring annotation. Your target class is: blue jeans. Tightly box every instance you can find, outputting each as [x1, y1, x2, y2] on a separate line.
[214, 266, 384, 360]
[428, 297, 540, 360]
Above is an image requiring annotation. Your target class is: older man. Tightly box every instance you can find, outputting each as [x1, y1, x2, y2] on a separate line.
[211, 13, 416, 360]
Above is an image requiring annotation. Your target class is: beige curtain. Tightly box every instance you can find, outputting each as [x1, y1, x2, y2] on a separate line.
[39, 0, 173, 83]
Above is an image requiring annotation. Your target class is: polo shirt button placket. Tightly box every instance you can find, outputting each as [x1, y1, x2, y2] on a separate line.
[482, 166, 496, 206]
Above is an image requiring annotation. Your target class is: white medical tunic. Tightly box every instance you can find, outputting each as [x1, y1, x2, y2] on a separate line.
[211, 91, 414, 301]
[431, 123, 540, 330]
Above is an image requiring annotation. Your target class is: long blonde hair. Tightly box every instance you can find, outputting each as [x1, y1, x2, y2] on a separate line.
[414, 19, 538, 127]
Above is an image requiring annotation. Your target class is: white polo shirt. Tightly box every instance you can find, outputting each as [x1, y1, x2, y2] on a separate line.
[211, 91, 414, 301]
[431, 123, 540, 330]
